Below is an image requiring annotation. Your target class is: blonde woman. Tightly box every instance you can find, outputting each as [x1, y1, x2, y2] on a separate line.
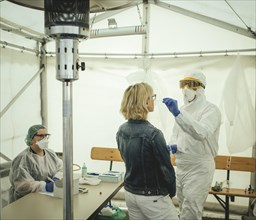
[116, 82, 178, 220]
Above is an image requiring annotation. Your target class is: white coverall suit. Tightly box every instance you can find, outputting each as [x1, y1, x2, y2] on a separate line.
[170, 88, 221, 220]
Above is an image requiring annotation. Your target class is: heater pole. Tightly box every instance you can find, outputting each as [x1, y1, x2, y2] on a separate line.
[63, 81, 74, 219]
[44, 1, 90, 219]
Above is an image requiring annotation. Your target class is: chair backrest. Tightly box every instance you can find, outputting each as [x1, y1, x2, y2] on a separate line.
[90, 147, 123, 171]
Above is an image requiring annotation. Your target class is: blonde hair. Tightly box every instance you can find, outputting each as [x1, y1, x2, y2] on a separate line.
[120, 82, 153, 120]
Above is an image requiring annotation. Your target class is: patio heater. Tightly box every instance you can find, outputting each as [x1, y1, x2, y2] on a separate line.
[44, 0, 89, 219]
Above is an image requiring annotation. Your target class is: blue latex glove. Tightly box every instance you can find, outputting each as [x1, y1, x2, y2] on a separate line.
[170, 144, 177, 154]
[162, 98, 180, 117]
[52, 177, 59, 181]
[45, 177, 59, 192]
[167, 144, 177, 154]
[45, 182, 54, 192]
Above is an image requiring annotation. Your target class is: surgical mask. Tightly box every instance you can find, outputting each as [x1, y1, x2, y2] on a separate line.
[182, 87, 197, 103]
[36, 138, 49, 149]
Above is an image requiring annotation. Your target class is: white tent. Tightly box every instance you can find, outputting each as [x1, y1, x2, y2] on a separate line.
[1, 0, 255, 212]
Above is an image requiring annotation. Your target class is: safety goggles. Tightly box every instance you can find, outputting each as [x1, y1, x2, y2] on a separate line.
[34, 134, 51, 139]
[179, 77, 205, 89]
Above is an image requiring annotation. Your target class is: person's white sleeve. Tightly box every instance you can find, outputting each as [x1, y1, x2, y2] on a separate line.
[53, 155, 63, 178]
[40, 181, 47, 192]
[175, 105, 221, 141]
[169, 123, 179, 145]
[12, 166, 46, 197]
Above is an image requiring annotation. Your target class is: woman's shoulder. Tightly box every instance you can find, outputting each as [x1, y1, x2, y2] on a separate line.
[145, 121, 163, 137]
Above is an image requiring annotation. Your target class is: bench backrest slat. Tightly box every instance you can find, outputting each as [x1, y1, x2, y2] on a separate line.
[171, 155, 256, 172]
[91, 147, 123, 162]
[215, 155, 256, 172]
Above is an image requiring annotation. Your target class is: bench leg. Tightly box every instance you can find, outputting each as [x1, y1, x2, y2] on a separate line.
[212, 194, 230, 220]
[225, 195, 229, 220]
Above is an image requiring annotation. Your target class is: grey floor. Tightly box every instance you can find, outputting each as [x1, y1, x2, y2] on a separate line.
[111, 199, 251, 220]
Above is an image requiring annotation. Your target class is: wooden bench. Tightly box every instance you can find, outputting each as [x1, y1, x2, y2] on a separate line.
[209, 155, 256, 220]
[172, 155, 256, 220]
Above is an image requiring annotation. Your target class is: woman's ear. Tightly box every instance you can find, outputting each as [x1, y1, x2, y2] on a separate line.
[146, 97, 150, 105]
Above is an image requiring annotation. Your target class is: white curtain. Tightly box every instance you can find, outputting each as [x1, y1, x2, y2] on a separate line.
[221, 56, 255, 153]
[46, 55, 254, 206]
[0, 53, 254, 206]
[0, 48, 41, 161]
[46, 55, 255, 173]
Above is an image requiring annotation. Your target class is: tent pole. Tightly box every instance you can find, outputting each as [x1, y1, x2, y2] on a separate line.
[40, 40, 48, 127]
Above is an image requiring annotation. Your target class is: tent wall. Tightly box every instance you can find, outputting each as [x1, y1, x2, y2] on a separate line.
[46, 54, 255, 206]
[0, 48, 42, 160]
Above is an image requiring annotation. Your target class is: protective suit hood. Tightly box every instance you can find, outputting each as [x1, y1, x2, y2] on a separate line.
[183, 70, 206, 88]
[182, 70, 206, 105]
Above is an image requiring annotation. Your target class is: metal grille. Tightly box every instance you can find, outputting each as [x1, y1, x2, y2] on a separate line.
[45, 0, 89, 28]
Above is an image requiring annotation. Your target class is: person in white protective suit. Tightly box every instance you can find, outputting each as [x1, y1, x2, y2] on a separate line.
[9, 124, 63, 203]
[162, 71, 221, 220]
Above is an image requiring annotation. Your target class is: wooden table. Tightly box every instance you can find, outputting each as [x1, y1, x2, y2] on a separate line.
[1, 181, 124, 220]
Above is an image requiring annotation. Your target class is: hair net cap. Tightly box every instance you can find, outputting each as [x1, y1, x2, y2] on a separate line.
[184, 70, 206, 87]
[25, 124, 47, 146]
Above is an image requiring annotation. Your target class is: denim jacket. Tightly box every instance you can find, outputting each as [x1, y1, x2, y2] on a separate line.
[116, 119, 176, 197]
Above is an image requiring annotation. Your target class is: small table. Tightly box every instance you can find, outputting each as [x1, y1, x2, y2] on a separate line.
[2, 181, 124, 220]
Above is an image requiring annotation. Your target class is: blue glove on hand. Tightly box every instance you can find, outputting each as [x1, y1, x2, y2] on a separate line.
[170, 144, 177, 154]
[162, 98, 180, 117]
[45, 182, 54, 192]
[45, 177, 59, 192]
[52, 177, 59, 181]
[167, 144, 177, 154]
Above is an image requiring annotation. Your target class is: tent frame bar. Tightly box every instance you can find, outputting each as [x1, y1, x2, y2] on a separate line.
[153, 0, 256, 39]
[0, 67, 44, 118]
[48, 48, 256, 58]
[1, 40, 254, 57]
[0, 17, 44, 38]
[0, 23, 44, 42]
[0, 40, 38, 54]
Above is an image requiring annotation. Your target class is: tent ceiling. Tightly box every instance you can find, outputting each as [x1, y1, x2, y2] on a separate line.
[1, 0, 255, 55]
[6, 0, 256, 37]
[7, 0, 143, 12]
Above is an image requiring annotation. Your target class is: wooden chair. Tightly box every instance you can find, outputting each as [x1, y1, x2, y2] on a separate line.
[90, 146, 124, 206]
[90, 146, 123, 171]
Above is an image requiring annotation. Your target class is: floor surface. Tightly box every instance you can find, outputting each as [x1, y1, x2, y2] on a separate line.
[111, 199, 250, 220]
